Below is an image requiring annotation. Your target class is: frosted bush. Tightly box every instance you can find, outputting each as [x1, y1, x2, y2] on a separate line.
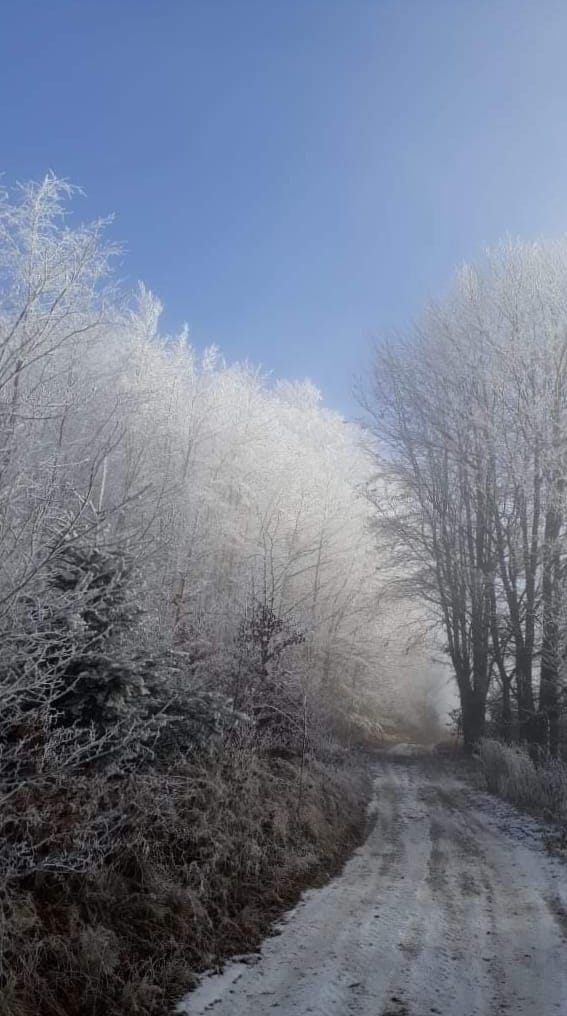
[480, 739, 567, 820]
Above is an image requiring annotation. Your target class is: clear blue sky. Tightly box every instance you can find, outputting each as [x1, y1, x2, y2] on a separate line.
[2, 1, 567, 413]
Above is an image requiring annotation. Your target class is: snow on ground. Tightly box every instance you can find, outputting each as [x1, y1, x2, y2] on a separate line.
[387, 742, 426, 756]
[178, 757, 567, 1016]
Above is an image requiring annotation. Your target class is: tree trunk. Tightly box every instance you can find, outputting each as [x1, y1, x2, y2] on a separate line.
[516, 646, 536, 746]
[498, 677, 513, 743]
[539, 631, 559, 757]
[460, 686, 486, 753]
[538, 676, 559, 757]
[538, 501, 562, 757]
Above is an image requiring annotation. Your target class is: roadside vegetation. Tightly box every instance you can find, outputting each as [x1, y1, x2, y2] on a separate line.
[479, 738, 567, 826]
[0, 176, 428, 1016]
[2, 748, 368, 1016]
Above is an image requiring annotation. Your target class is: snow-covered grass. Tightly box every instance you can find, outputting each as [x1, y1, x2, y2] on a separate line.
[0, 748, 369, 1016]
[479, 738, 567, 821]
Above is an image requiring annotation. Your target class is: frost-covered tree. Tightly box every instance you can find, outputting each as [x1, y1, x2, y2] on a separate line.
[0, 174, 427, 803]
[366, 240, 567, 754]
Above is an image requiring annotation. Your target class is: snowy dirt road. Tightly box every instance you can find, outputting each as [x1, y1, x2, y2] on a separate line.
[178, 757, 567, 1016]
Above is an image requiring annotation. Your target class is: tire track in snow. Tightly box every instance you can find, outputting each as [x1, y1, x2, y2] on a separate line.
[177, 758, 567, 1016]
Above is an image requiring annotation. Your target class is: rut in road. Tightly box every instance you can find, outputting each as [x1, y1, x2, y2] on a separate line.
[178, 758, 567, 1016]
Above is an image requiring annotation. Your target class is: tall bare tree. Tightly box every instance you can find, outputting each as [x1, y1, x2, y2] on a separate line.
[366, 242, 567, 754]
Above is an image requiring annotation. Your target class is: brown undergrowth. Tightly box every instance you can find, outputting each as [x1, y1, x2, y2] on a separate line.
[0, 747, 370, 1016]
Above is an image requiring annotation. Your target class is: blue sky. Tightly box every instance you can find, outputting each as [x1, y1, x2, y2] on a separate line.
[2, 1, 567, 413]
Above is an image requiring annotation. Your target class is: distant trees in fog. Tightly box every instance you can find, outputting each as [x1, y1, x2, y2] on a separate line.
[366, 241, 567, 754]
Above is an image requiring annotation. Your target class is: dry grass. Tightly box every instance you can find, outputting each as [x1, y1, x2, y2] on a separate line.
[0, 747, 369, 1016]
[479, 738, 567, 821]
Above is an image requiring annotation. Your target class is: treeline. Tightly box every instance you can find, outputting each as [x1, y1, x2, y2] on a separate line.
[0, 176, 409, 1015]
[366, 240, 567, 755]
[0, 174, 400, 779]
